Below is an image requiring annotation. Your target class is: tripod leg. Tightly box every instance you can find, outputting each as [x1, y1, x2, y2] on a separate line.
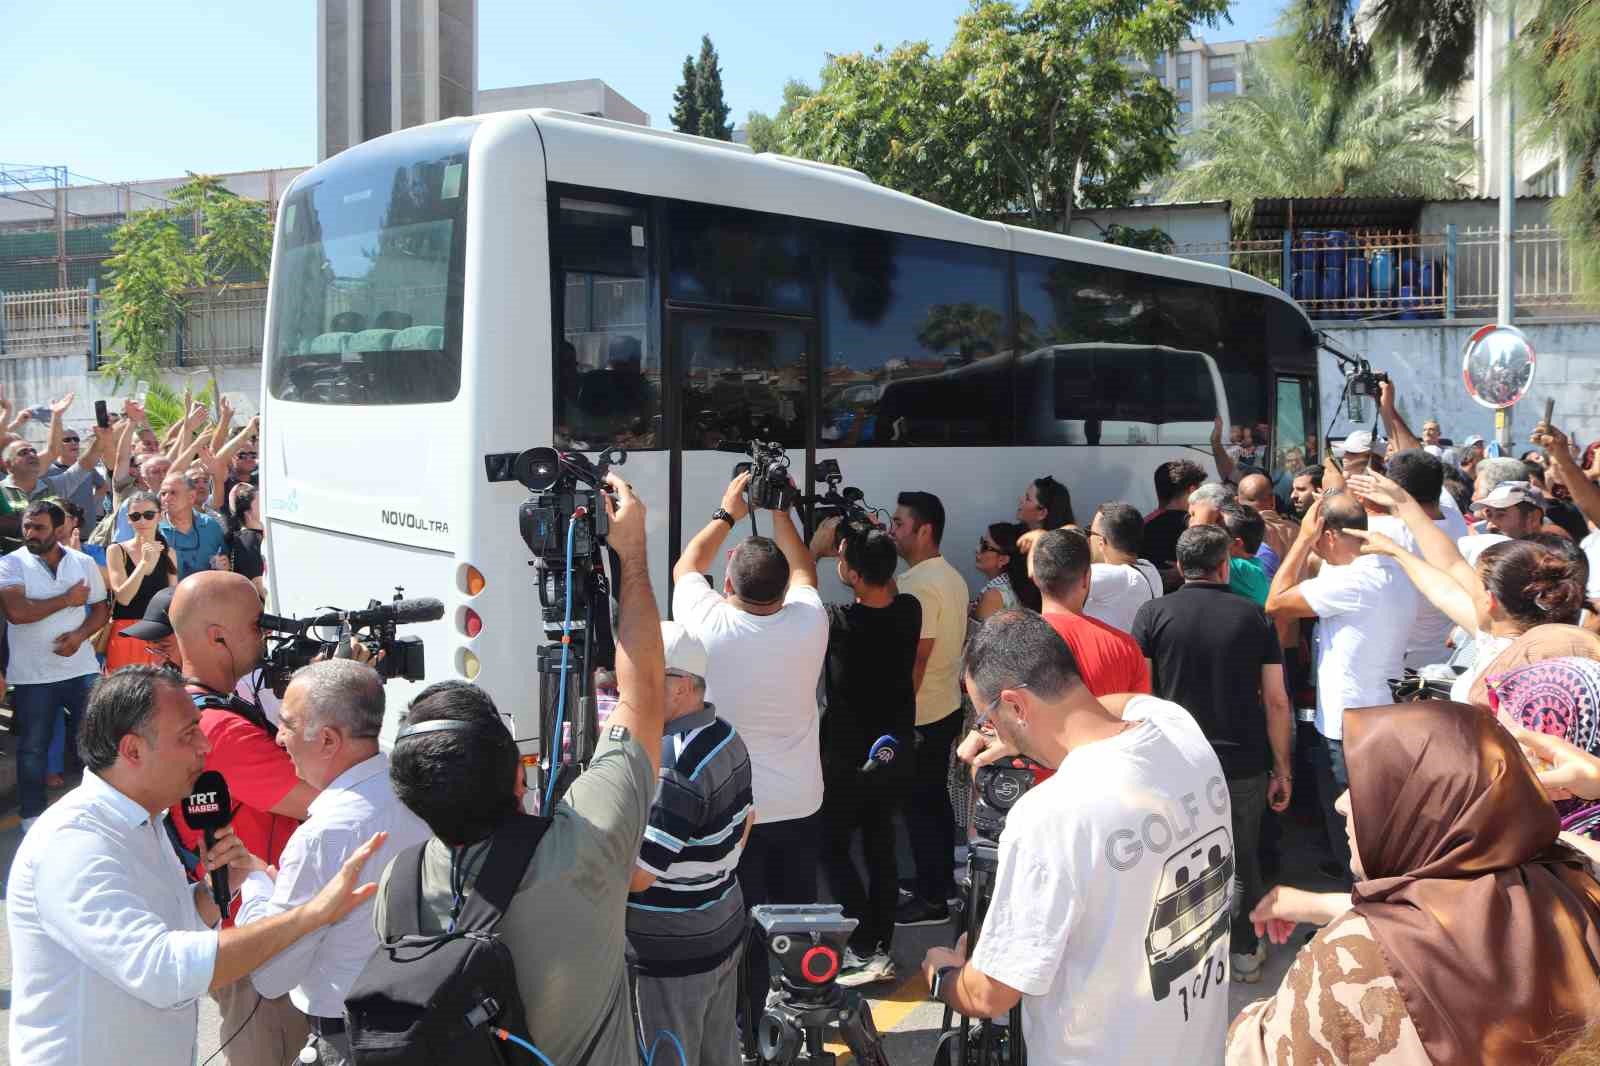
[837, 995, 891, 1066]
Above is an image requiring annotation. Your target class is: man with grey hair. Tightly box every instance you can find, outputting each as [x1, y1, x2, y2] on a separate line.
[158, 470, 227, 578]
[230, 660, 430, 1065]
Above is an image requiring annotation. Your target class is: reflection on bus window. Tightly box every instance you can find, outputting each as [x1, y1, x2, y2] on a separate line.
[554, 198, 660, 449]
[269, 139, 467, 405]
[822, 228, 1010, 445]
[667, 203, 813, 312]
[677, 321, 808, 450]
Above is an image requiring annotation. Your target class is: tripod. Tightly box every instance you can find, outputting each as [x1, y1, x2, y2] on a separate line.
[933, 842, 1026, 1066]
[757, 982, 892, 1066]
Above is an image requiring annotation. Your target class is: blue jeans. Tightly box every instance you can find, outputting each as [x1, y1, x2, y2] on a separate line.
[1308, 730, 1352, 884]
[14, 674, 97, 818]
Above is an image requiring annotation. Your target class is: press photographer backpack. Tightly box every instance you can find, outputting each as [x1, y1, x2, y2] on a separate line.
[345, 815, 551, 1065]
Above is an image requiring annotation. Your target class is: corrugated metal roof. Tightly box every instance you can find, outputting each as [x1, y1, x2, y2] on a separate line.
[1249, 196, 1424, 239]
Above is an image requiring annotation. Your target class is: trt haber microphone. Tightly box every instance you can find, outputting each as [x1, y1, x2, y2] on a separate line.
[861, 735, 900, 773]
[183, 770, 234, 911]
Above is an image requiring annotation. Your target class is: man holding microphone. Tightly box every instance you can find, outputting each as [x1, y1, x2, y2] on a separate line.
[7, 666, 385, 1066]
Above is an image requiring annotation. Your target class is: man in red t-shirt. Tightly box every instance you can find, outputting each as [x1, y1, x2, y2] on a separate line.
[170, 571, 317, 1066]
[1027, 529, 1151, 697]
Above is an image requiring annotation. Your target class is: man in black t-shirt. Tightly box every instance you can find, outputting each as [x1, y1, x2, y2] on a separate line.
[1144, 459, 1207, 581]
[1129, 524, 1293, 987]
[809, 518, 921, 987]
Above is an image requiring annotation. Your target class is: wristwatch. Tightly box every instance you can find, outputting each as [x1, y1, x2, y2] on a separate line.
[712, 508, 736, 528]
[930, 964, 960, 1003]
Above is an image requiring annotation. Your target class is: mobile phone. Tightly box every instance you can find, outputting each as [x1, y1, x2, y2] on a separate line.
[133, 380, 150, 405]
[94, 400, 110, 428]
[1543, 397, 1555, 429]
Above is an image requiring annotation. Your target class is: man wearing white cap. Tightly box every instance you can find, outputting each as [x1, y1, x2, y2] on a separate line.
[1458, 473, 1542, 565]
[626, 622, 754, 1066]
[1460, 435, 1487, 479]
[1336, 430, 1377, 476]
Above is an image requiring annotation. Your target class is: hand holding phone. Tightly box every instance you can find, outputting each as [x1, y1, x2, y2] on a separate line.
[94, 400, 111, 429]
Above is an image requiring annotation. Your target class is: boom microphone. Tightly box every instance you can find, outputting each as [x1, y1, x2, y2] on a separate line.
[861, 735, 901, 773]
[306, 598, 445, 629]
[183, 770, 234, 911]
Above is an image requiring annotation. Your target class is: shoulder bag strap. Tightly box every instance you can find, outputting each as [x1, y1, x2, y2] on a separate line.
[382, 842, 430, 939]
[453, 815, 554, 933]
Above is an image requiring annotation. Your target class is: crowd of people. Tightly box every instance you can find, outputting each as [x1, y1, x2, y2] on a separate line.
[7, 373, 1600, 1066]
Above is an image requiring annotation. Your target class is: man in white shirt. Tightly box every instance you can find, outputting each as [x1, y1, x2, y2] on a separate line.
[1367, 450, 1468, 668]
[6, 666, 386, 1066]
[1084, 501, 1162, 632]
[890, 489, 970, 927]
[0, 500, 111, 829]
[922, 609, 1233, 1065]
[670, 471, 827, 1054]
[1265, 493, 1418, 883]
[232, 660, 430, 1066]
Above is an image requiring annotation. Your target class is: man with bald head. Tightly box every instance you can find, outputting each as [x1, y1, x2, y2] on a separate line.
[1237, 473, 1295, 573]
[168, 571, 318, 1066]
[1265, 493, 1419, 881]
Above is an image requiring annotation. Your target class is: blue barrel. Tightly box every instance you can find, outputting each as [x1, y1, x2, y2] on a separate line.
[1370, 250, 1396, 295]
[1295, 230, 1324, 274]
[1398, 284, 1419, 319]
[1345, 255, 1369, 315]
[1292, 270, 1315, 301]
[1400, 256, 1420, 289]
[1323, 230, 1349, 274]
[1320, 265, 1345, 302]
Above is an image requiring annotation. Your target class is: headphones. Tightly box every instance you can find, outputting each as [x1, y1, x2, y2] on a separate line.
[395, 718, 516, 752]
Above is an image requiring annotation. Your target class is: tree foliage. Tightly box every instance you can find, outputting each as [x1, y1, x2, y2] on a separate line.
[1511, 0, 1600, 299]
[1288, 0, 1476, 95]
[782, 0, 1228, 232]
[100, 174, 272, 386]
[672, 35, 733, 140]
[1165, 46, 1473, 225]
[745, 79, 814, 154]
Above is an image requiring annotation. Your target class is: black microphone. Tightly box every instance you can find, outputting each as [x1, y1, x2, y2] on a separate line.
[305, 597, 445, 629]
[183, 770, 234, 911]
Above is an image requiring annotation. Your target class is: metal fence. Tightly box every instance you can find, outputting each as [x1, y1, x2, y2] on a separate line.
[1171, 224, 1592, 321]
[0, 282, 267, 365]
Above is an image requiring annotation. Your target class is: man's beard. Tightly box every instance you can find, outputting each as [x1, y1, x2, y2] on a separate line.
[24, 539, 53, 555]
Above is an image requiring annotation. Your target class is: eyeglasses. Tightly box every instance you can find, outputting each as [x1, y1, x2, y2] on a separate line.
[60, 436, 79, 444]
[130, 510, 160, 521]
[238, 452, 258, 460]
[974, 683, 1028, 730]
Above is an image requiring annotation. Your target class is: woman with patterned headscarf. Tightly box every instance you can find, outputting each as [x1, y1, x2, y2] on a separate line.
[1488, 657, 1600, 840]
[1228, 701, 1600, 1065]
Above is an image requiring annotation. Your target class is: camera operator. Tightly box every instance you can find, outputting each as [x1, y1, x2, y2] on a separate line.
[229, 660, 430, 1066]
[380, 473, 664, 1065]
[168, 570, 320, 1065]
[810, 516, 921, 986]
[671, 471, 829, 1050]
[7, 666, 384, 1066]
[922, 610, 1234, 1064]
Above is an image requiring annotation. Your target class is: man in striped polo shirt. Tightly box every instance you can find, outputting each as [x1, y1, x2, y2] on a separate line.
[627, 622, 755, 1066]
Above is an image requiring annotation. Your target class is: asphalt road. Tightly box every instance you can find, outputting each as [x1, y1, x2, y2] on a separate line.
[0, 774, 1319, 1066]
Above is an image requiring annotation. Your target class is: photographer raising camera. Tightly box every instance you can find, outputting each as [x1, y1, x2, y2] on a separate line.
[924, 610, 1234, 1066]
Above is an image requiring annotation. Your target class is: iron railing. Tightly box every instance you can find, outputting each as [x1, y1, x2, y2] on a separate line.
[1171, 224, 1592, 320]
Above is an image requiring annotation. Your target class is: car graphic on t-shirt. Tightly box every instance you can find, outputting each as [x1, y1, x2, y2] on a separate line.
[1144, 826, 1234, 1001]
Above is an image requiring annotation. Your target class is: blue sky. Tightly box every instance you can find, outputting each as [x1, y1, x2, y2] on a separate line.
[4, 0, 1285, 184]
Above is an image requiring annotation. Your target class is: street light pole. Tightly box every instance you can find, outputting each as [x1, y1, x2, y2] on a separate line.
[1496, 0, 1517, 449]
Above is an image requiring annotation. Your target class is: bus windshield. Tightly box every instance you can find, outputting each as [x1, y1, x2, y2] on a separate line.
[268, 127, 470, 405]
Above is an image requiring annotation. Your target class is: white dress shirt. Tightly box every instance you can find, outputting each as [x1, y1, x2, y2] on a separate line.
[7, 770, 218, 1066]
[235, 753, 430, 1017]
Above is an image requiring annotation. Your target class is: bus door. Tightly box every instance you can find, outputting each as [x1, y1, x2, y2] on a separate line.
[666, 311, 815, 595]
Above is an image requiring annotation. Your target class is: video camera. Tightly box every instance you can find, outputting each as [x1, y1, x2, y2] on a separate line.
[723, 438, 797, 512]
[801, 459, 882, 549]
[970, 755, 1053, 846]
[258, 593, 442, 697]
[485, 444, 627, 810]
[1320, 332, 1389, 423]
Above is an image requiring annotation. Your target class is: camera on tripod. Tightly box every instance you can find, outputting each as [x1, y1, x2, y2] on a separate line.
[258, 594, 442, 697]
[970, 755, 1053, 846]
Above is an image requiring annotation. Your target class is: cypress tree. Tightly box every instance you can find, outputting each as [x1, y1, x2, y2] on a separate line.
[693, 35, 733, 141]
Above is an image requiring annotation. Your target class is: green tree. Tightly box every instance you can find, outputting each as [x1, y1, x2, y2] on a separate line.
[670, 54, 701, 135]
[745, 79, 814, 153]
[100, 173, 272, 386]
[1165, 48, 1473, 225]
[693, 35, 734, 141]
[784, 0, 1228, 232]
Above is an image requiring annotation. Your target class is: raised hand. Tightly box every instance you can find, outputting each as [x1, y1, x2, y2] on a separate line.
[139, 540, 164, 571]
[1347, 471, 1410, 510]
[1343, 527, 1403, 558]
[50, 391, 76, 417]
[721, 471, 752, 522]
[1512, 725, 1600, 801]
[304, 832, 387, 929]
[603, 472, 647, 563]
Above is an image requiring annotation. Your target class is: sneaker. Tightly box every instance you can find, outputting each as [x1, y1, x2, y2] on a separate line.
[837, 948, 897, 988]
[895, 897, 951, 927]
[1231, 941, 1268, 984]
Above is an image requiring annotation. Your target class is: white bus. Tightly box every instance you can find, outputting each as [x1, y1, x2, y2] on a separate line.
[260, 109, 1320, 747]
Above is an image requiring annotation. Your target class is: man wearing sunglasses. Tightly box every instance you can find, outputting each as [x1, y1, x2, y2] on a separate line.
[46, 427, 109, 521]
[1, 427, 110, 543]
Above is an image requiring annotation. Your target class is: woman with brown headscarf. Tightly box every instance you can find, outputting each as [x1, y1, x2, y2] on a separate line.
[1227, 701, 1600, 1065]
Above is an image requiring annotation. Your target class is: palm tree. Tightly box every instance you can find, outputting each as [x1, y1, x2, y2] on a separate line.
[1165, 49, 1475, 226]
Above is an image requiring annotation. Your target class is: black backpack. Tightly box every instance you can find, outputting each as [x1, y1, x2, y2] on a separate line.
[345, 816, 551, 1065]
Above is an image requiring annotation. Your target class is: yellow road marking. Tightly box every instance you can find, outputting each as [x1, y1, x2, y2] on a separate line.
[0, 813, 18, 833]
[824, 970, 931, 1062]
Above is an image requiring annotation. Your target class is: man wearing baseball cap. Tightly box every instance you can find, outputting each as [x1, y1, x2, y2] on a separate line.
[1336, 430, 1378, 476]
[120, 585, 179, 668]
[626, 621, 754, 1066]
[1474, 481, 1547, 540]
